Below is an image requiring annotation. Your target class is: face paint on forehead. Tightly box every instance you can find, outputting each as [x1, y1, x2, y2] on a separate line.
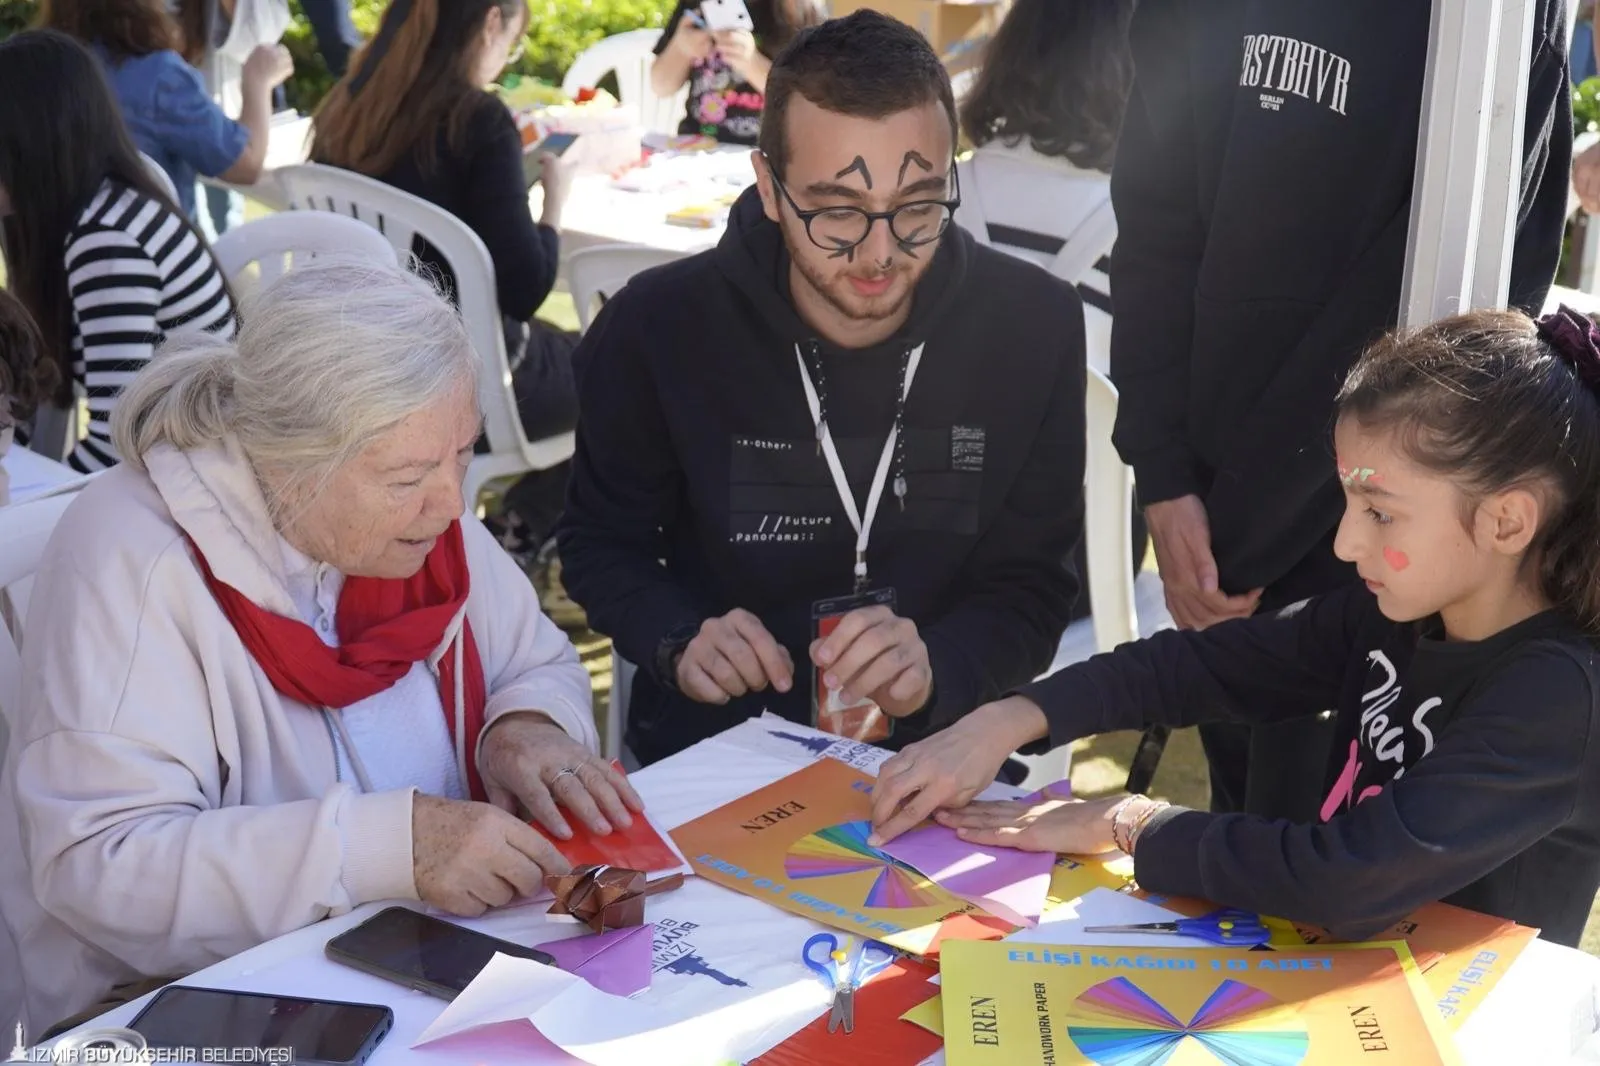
[898, 150, 933, 187]
[1337, 459, 1381, 489]
[835, 156, 872, 189]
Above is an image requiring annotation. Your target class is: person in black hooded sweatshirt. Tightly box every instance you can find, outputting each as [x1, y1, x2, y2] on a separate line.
[558, 10, 1086, 767]
[1113, 0, 1572, 820]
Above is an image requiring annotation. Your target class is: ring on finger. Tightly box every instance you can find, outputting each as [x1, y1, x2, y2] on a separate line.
[550, 766, 580, 788]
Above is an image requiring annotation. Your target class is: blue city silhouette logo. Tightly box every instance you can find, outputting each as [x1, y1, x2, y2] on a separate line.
[652, 917, 748, 987]
[766, 730, 833, 756]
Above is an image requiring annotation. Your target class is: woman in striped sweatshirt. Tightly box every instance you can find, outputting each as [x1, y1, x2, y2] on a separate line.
[0, 30, 236, 473]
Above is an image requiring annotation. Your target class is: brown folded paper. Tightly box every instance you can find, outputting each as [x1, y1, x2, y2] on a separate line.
[545, 864, 686, 933]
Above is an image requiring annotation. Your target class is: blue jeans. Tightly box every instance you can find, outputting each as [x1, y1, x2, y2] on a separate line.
[300, 0, 360, 77]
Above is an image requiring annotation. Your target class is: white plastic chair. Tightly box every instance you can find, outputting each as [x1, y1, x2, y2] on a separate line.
[565, 244, 688, 332]
[139, 150, 180, 202]
[604, 654, 636, 763]
[1084, 368, 1137, 655]
[562, 29, 687, 136]
[211, 211, 399, 292]
[272, 163, 574, 507]
[0, 477, 92, 1027]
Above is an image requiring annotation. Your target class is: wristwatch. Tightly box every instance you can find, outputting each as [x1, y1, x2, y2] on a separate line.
[654, 621, 703, 693]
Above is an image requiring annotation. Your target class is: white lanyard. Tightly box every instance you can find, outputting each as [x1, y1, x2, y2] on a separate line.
[793, 342, 924, 590]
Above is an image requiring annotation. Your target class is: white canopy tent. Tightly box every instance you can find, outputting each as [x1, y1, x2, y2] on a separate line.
[1401, 0, 1541, 325]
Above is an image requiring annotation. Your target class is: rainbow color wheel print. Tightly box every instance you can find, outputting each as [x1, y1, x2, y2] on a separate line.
[783, 820, 945, 908]
[1065, 977, 1309, 1066]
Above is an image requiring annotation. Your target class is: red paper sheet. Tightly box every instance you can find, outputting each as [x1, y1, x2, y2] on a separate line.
[752, 958, 943, 1066]
[531, 760, 683, 873]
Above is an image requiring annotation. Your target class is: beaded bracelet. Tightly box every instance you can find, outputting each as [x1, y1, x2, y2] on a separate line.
[1111, 795, 1171, 856]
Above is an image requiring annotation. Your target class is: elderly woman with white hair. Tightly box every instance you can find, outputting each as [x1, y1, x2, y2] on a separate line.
[1, 259, 640, 1034]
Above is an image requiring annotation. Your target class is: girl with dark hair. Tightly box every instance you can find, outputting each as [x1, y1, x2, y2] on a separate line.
[39, 0, 292, 220]
[313, 0, 577, 559]
[956, 0, 1135, 332]
[649, 0, 825, 145]
[873, 308, 1600, 947]
[0, 291, 55, 507]
[0, 29, 236, 474]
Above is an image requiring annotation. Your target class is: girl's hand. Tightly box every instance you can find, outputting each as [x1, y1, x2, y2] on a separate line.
[672, 18, 715, 62]
[935, 795, 1128, 855]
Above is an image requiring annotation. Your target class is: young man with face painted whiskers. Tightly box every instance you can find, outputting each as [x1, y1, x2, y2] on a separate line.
[557, 11, 1086, 766]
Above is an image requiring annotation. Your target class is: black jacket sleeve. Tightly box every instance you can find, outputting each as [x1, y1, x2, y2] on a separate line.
[1506, 0, 1571, 316]
[459, 99, 561, 323]
[1202, 12, 1569, 591]
[1016, 586, 1367, 750]
[1107, 1, 1208, 506]
[918, 327, 1085, 729]
[556, 291, 706, 672]
[1134, 645, 1596, 940]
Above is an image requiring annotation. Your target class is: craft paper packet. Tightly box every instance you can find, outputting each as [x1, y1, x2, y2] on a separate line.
[671, 758, 1001, 955]
[1296, 901, 1538, 1030]
[937, 938, 1461, 1066]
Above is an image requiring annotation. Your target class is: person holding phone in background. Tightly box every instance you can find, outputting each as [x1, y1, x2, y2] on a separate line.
[649, 0, 825, 145]
[314, 0, 581, 563]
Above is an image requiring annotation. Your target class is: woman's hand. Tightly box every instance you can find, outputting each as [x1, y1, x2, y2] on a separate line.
[714, 29, 770, 90]
[935, 795, 1127, 855]
[536, 151, 575, 229]
[867, 696, 1049, 846]
[411, 793, 571, 916]
[243, 44, 294, 91]
[479, 712, 645, 839]
[671, 17, 715, 63]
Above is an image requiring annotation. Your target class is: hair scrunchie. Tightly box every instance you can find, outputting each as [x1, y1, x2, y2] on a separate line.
[1535, 305, 1600, 391]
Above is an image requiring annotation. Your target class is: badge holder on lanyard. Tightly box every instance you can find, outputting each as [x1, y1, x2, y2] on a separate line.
[793, 342, 924, 593]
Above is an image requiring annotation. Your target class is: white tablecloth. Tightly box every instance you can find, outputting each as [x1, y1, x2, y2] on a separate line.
[546, 148, 753, 258]
[1, 447, 76, 505]
[53, 717, 1600, 1065]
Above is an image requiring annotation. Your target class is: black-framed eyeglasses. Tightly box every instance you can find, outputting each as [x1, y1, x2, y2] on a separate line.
[764, 154, 961, 254]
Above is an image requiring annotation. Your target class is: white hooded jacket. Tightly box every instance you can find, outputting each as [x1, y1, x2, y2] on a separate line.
[0, 438, 596, 1032]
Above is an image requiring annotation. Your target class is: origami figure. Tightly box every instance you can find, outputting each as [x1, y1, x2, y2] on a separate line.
[545, 865, 686, 934]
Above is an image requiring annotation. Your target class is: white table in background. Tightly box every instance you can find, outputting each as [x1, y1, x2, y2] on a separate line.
[2, 447, 76, 505]
[541, 147, 753, 258]
[52, 718, 1600, 1065]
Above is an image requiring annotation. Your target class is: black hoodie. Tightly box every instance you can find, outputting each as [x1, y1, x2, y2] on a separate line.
[1110, 0, 1571, 594]
[558, 188, 1086, 764]
[1018, 586, 1600, 946]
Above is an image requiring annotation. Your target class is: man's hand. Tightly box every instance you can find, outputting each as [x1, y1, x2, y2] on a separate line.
[411, 793, 570, 916]
[867, 696, 1050, 845]
[1145, 495, 1262, 630]
[810, 606, 931, 718]
[479, 713, 644, 840]
[1576, 141, 1600, 216]
[676, 609, 794, 704]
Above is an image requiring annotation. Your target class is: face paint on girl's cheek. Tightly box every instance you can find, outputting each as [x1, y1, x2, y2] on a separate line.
[1383, 547, 1411, 572]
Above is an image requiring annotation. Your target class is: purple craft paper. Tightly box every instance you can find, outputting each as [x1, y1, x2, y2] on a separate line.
[533, 923, 654, 998]
[878, 778, 1071, 928]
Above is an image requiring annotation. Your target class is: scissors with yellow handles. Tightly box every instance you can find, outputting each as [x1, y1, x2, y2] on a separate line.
[801, 933, 896, 1033]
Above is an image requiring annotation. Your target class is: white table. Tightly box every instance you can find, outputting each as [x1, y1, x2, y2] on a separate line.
[1, 446, 76, 505]
[53, 717, 1600, 1065]
[544, 147, 753, 258]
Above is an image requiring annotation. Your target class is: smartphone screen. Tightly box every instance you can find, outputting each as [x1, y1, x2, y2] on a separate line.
[129, 987, 392, 1066]
[522, 132, 579, 187]
[326, 906, 555, 998]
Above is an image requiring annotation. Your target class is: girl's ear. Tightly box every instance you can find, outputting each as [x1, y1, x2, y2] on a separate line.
[1479, 486, 1542, 557]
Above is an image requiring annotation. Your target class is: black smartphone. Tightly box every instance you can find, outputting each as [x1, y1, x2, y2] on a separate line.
[325, 906, 556, 1001]
[129, 987, 392, 1066]
[522, 132, 580, 187]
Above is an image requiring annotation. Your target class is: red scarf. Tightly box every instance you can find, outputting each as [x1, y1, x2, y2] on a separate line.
[190, 521, 489, 800]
